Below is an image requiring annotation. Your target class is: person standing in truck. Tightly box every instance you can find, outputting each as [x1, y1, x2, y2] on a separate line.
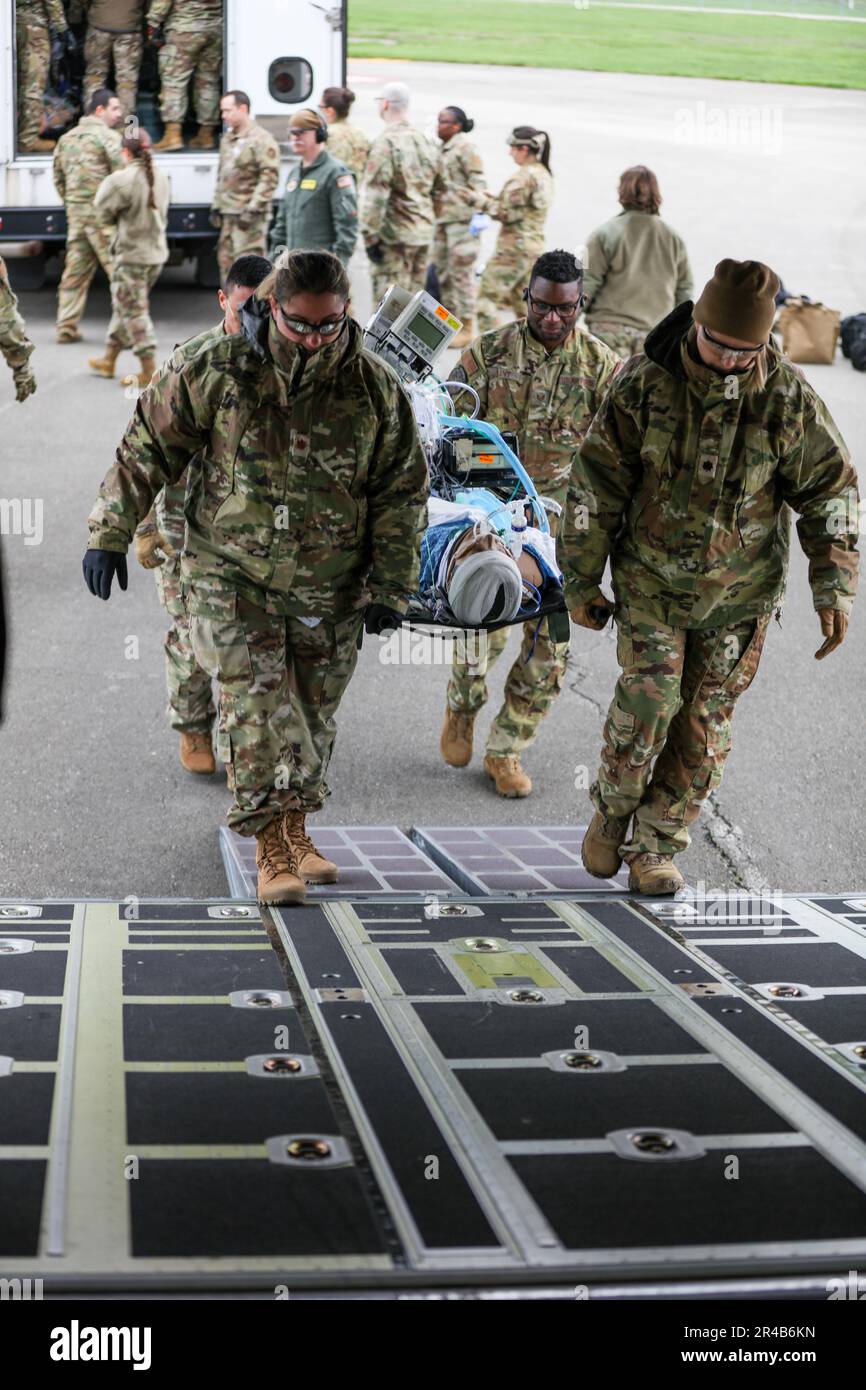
[16, 0, 71, 154]
[148, 0, 222, 152]
[212, 90, 281, 285]
[70, 0, 146, 121]
[52, 87, 124, 343]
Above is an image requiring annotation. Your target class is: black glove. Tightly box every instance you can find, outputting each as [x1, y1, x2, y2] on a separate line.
[82, 549, 128, 601]
[208, 208, 222, 229]
[364, 603, 402, 636]
[146, 21, 165, 46]
[365, 241, 385, 265]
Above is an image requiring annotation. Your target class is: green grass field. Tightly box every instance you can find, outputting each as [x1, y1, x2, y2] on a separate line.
[349, 0, 866, 88]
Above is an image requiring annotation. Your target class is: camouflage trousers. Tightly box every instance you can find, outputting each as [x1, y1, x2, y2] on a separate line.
[16, 19, 50, 149]
[56, 212, 114, 333]
[370, 243, 430, 305]
[106, 261, 162, 356]
[84, 28, 143, 118]
[447, 617, 570, 756]
[187, 587, 362, 834]
[477, 239, 543, 334]
[593, 607, 771, 858]
[431, 221, 479, 325]
[154, 555, 216, 733]
[216, 214, 270, 285]
[158, 26, 222, 124]
[586, 319, 646, 360]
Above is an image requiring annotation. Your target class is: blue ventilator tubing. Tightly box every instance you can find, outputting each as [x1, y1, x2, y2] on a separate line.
[436, 415, 550, 534]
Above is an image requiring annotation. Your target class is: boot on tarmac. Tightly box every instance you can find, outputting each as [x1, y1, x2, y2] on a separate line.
[179, 731, 215, 775]
[282, 810, 339, 884]
[57, 326, 83, 343]
[625, 852, 684, 896]
[256, 818, 307, 905]
[88, 343, 121, 377]
[484, 753, 532, 798]
[581, 810, 631, 878]
[153, 122, 184, 151]
[440, 707, 475, 767]
[120, 352, 157, 388]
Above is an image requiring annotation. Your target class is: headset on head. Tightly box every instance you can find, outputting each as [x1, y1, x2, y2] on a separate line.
[315, 112, 328, 143]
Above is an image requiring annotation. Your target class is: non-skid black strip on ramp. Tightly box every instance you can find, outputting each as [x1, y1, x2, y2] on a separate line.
[319, 1002, 502, 1250]
[126, 1072, 351, 1147]
[702, 943, 866, 989]
[122, 949, 287, 996]
[510, 1148, 866, 1251]
[123, 1004, 306, 1063]
[456, 1064, 795, 1142]
[0, 1074, 55, 1145]
[0, 1004, 61, 1060]
[414, 998, 709, 1060]
[0, 1161, 48, 1257]
[781, 996, 866, 1046]
[0, 952, 67, 996]
[130, 1159, 387, 1260]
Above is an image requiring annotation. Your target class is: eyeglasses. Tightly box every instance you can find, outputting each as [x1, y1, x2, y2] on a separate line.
[274, 302, 347, 337]
[526, 293, 581, 319]
[700, 324, 765, 358]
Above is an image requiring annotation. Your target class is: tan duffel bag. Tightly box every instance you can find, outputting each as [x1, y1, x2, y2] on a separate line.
[778, 298, 840, 364]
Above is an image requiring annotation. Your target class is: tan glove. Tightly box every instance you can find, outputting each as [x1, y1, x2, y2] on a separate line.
[134, 525, 174, 570]
[815, 608, 848, 660]
[570, 593, 615, 631]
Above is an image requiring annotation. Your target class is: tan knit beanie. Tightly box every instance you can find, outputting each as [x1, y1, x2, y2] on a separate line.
[693, 259, 780, 343]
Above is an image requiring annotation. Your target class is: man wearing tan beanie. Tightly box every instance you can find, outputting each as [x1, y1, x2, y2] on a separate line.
[562, 258, 859, 895]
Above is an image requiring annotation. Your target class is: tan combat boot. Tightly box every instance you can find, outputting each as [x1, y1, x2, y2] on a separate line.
[57, 326, 83, 344]
[581, 810, 631, 878]
[281, 809, 339, 884]
[120, 352, 157, 388]
[153, 122, 184, 151]
[21, 137, 56, 153]
[451, 321, 475, 349]
[179, 731, 215, 775]
[440, 707, 475, 767]
[255, 818, 307, 905]
[625, 852, 684, 896]
[187, 124, 217, 150]
[88, 342, 121, 377]
[484, 753, 532, 798]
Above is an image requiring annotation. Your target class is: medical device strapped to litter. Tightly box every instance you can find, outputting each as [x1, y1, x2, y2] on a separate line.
[363, 284, 463, 383]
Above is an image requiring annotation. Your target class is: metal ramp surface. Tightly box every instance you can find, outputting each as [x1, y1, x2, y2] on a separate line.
[410, 824, 630, 894]
[2, 892, 866, 1294]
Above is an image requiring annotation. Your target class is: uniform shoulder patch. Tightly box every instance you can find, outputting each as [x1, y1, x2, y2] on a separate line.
[286, 179, 298, 192]
[336, 174, 353, 188]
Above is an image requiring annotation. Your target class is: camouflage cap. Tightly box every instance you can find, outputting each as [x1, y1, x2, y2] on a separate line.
[693, 258, 781, 343]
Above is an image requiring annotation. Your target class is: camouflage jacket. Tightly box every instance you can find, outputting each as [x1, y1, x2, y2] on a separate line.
[53, 116, 123, 205]
[562, 301, 860, 626]
[135, 322, 227, 550]
[70, 1, 144, 31]
[270, 150, 357, 266]
[88, 299, 429, 619]
[360, 120, 437, 248]
[449, 318, 619, 517]
[147, 0, 221, 30]
[326, 121, 369, 184]
[0, 256, 35, 374]
[486, 162, 552, 254]
[433, 132, 486, 226]
[17, 0, 66, 27]
[214, 121, 281, 218]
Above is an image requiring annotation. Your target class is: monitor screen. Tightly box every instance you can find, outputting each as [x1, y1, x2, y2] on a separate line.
[405, 312, 448, 351]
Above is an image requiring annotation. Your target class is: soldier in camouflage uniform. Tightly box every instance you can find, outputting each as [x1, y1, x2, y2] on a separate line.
[53, 88, 124, 342]
[566, 260, 859, 895]
[360, 81, 438, 304]
[583, 166, 693, 360]
[133, 254, 273, 776]
[212, 90, 281, 285]
[319, 87, 369, 185]
[69, 0, 145, 119]
[432, 106, 487, 345]
[89, 130, 169, 385]
[443, 250, 619, 798]
[477, 127, 554, 335]
[0, 256, 37, 402]
[84, 249, 428, 905]
[148, 0, 222, 151]
[16, 0, 69, 153]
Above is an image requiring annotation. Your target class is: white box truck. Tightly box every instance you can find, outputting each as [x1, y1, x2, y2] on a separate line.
[0, 0, 346, 285]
